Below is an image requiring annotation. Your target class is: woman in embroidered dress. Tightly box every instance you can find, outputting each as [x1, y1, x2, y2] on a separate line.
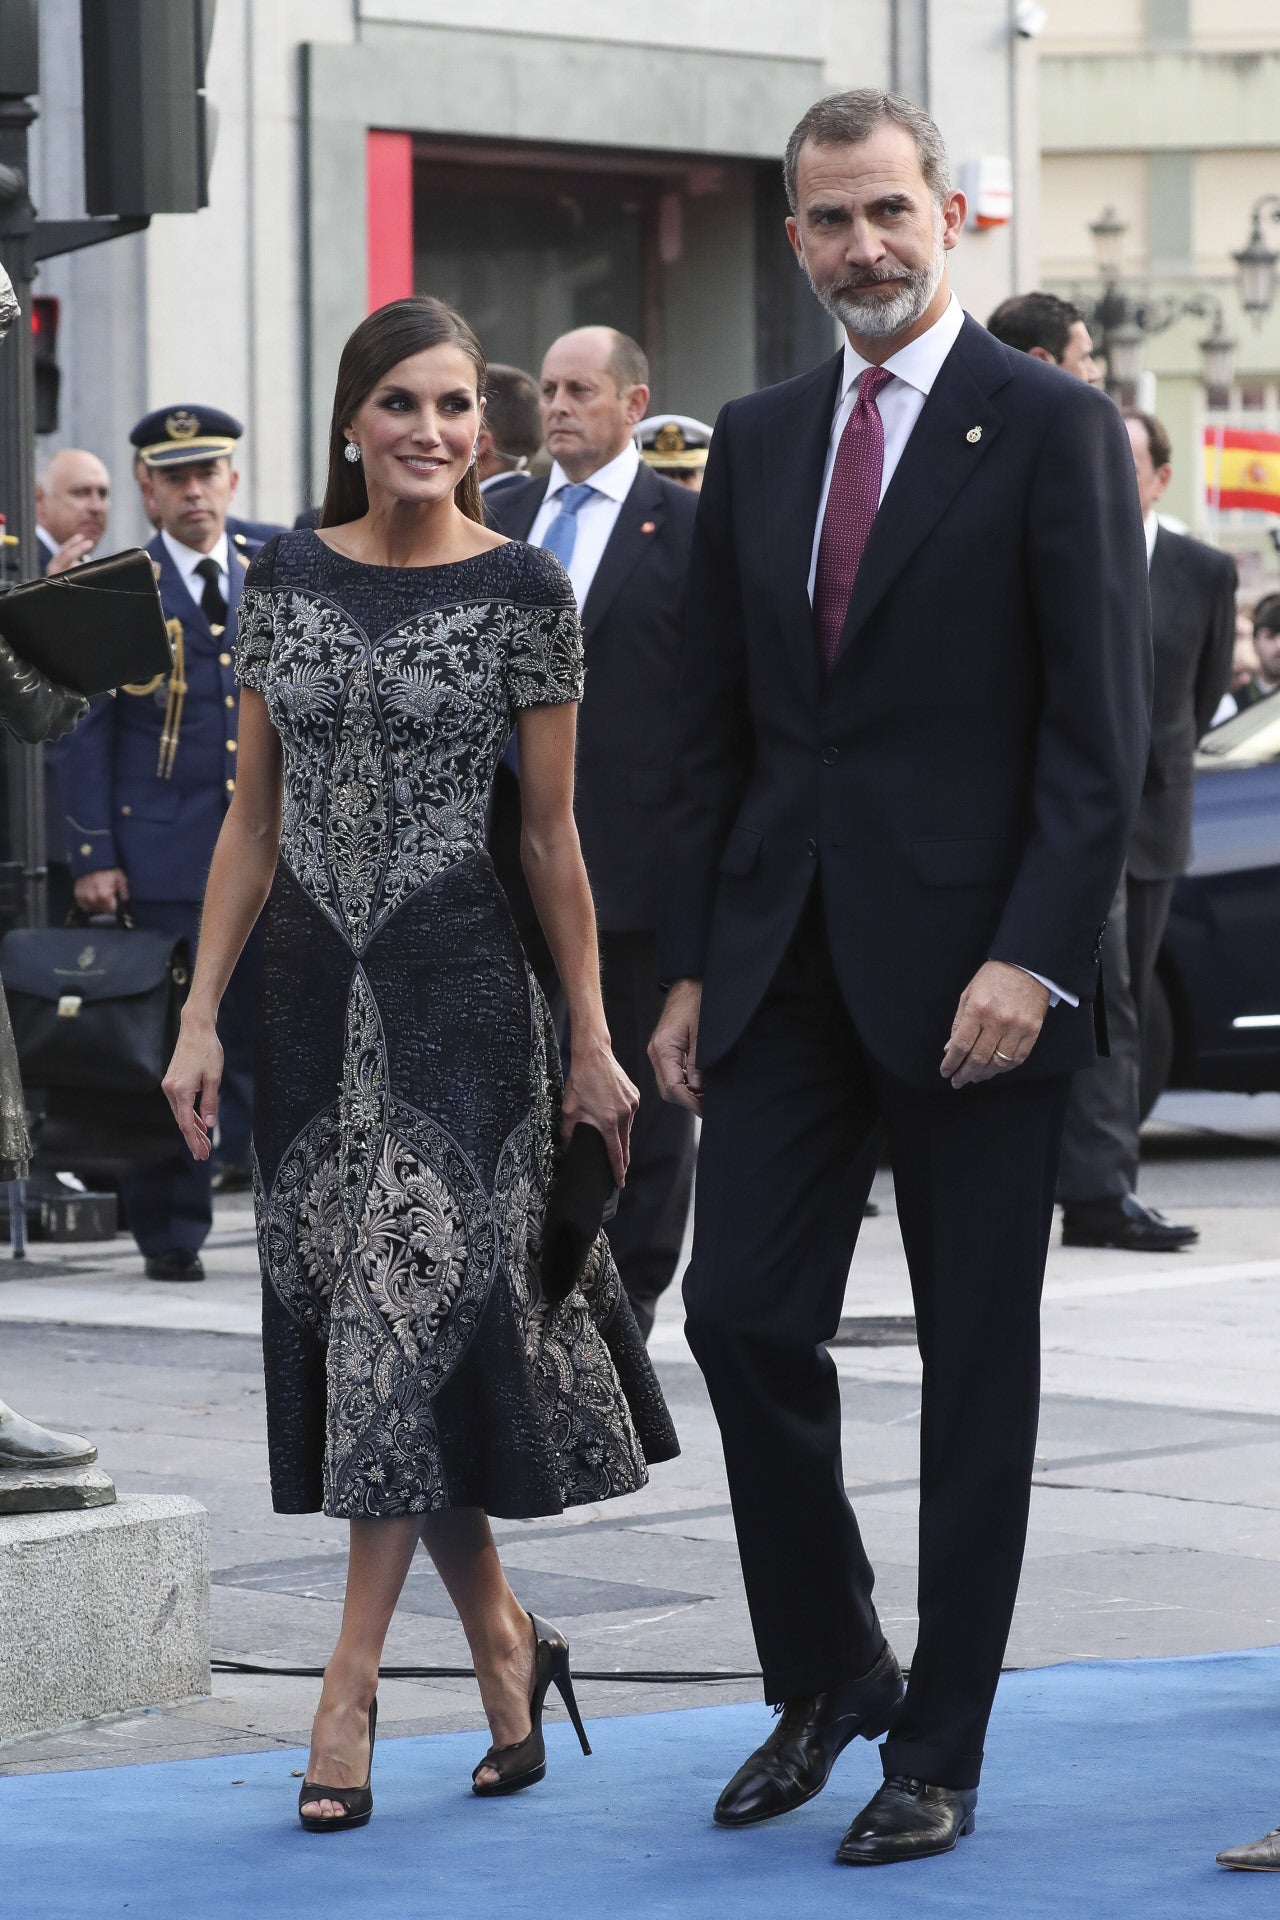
[163, 297, 678, 1829]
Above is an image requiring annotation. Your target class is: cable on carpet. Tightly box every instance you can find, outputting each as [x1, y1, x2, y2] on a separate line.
[212, 1657, 763, 1684]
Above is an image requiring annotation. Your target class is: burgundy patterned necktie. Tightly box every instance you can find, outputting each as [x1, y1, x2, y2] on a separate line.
[813, 364, 893, 673]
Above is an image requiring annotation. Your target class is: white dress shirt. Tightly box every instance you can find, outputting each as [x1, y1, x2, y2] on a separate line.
[161, 527, 230, 613]
[807, 294, 966, 602]
[527, 442, 641, 608]
[1144, 510, 1159, 568]
[805, 294, 1075, 1011]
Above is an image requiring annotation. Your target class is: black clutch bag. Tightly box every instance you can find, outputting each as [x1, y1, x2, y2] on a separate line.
[539, 1123, 620, 1307]
[0, 547, 174, 697]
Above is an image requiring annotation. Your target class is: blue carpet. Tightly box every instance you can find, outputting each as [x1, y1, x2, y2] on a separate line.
[4, 1648, 1279, 1919]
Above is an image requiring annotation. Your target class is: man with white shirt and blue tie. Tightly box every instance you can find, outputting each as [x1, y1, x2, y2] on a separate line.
[648, 92, 1151, 1863]
[486, 326, 699, 1339]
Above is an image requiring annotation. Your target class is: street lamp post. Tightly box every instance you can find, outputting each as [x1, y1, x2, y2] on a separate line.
[1233, 194, 1280, 326]
[1078, 208, 1239, 402]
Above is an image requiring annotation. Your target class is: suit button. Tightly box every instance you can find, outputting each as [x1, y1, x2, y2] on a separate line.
[225, 779, 236, 793]
[219, 651, 231, 666]
[806, 838, 818, 857]
[225, 695, 235, 709]
[822, 746, 839, 765]
[79, 842, 92, 856]
[120, 805, 132, 816]
[226, 739, 237, 752]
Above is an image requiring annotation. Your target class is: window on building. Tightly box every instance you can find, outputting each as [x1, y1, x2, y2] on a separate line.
[411, 137, 831, 420]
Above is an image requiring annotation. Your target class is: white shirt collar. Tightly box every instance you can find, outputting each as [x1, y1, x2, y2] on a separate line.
[546, 440, 640, 505]
[161, 526, 230, 583]
[36, 524, 57, 554]
[1144, 511, 1159, 565]
[838, 292, 965, 402]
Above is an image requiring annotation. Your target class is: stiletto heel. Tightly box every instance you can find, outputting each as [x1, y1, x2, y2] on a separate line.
[471, 1611, 591, 1795]
[298, 1697, 377, 1832]
[550, 1649, 592, 1756]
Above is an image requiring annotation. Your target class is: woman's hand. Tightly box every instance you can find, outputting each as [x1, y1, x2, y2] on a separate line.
[162, 1012, 224, 1161]
[561, 1032, 640, 1187]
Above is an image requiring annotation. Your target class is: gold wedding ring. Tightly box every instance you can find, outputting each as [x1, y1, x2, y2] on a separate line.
[994, 1049, 1015, 1063]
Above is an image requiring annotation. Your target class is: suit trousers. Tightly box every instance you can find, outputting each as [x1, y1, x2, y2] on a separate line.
[117, 901, 256, 1259]
[598, 930, 697, 1340]
[1056, 872, 1174, 1204]
[683, 889, 1069, 1789]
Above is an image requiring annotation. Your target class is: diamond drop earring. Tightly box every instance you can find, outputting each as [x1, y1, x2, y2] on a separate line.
[344, 441, 361, 465]
[468, 442, 479, 468]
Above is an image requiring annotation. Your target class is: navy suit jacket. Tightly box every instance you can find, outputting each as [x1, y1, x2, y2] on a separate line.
[1129, 526, 1236, 883]
[487, 463, 697, 931]
[657, 316, 1154, 1087]
[54, 530, 259, 902]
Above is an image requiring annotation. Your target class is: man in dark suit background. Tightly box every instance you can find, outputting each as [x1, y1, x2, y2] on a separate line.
[487, 326, 699, 1339]
[476, 363, 542, 505]
[649, 92, 1151, 1864]
[1056, 409, 1235, 1249]
[988, 296, 1235, 1252]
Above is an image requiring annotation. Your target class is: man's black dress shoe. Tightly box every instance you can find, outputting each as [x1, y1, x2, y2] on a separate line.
[1217, 1825, 1280, 1870]
[1060, 1192, 1198, 1252]
[144, 1251, 205, 1282]
[713, 1643, 905, 1828]
[836, 1774, 978, 1865]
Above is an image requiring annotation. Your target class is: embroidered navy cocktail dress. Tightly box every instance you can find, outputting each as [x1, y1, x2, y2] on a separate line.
[236, 530, 677, 1519]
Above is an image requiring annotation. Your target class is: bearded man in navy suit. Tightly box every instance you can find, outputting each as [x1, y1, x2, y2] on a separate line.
[649, 91, 1152, 1866]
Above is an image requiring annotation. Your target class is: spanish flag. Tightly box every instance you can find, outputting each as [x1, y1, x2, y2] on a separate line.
[1203, 427, 1280, 514]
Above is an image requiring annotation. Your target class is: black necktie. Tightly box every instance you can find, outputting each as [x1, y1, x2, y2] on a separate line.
[195, 555, 227, 631]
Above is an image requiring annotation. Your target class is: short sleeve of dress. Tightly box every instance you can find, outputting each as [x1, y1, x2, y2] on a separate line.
[504, 546, 585, 711]
[234, 533, 281, 694]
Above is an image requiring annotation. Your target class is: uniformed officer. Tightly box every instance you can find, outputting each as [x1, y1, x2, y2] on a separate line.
[53, 405, 266, 1278]
[636, 413, 712, 493]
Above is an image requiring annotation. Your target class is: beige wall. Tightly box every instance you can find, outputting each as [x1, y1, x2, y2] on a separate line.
[1188, 0, 1280, 51]
[1040, 0, 1144, 54]
[1040, 155, 1149, 280]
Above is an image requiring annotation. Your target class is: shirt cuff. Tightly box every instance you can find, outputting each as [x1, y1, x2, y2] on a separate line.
[1015, 966, 1078, 1010]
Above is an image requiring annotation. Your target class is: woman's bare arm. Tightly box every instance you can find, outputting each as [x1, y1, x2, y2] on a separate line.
[162, 689, 282, 1158]
[516, 700, 638, 1183]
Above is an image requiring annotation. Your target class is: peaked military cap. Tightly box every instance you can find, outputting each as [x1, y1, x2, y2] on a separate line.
[130, 405, 243, 469]
[637, 413, 713, 473]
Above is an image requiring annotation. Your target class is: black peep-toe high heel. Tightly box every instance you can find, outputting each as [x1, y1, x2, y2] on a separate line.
[471, 1613, 591, 1796]
[298, 1697, 378, 1832]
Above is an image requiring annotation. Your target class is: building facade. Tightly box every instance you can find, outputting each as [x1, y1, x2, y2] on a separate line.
[31, 0, 1036, 542]
[1040, 0, 1280, 586]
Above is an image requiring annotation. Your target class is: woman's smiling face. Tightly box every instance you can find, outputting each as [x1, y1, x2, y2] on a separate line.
[346, 344, 484, 507]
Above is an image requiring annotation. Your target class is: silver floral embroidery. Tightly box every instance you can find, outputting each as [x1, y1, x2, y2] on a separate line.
[328, 663, 389, 950]
[243, 541, 664, 1520]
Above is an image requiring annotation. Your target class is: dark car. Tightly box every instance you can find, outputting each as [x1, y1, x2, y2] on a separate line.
[1142, 688, 1280, 1115]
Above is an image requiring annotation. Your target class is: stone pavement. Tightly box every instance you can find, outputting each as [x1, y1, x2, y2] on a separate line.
[1, 1091, 1277, 1778]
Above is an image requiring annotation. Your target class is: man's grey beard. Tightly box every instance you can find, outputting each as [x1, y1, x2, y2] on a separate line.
[809, 234, 945, 341]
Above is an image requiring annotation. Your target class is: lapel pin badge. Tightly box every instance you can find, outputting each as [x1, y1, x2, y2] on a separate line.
[966, 425, 983, 444]
[640, 520, 656, 535]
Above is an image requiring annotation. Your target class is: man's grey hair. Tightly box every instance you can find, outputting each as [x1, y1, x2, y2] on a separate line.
[784, 90, 952, 214]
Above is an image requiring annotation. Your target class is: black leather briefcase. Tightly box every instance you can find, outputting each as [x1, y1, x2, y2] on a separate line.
[0, 915, 189, 1095]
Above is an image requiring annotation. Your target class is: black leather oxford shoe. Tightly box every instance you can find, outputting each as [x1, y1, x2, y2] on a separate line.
[713, 1643, 904, 1828]
[836, 1774, 978, 1865]
[1217, 1825, 1280, 1871]
[144, 1251, 205, 1282]
[1060, 1192, 1198, 1252]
